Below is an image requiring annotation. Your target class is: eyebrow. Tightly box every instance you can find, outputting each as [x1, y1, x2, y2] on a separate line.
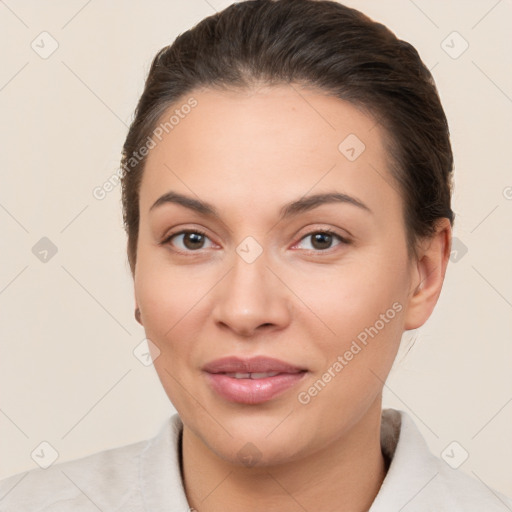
[149, 190, 372, 219]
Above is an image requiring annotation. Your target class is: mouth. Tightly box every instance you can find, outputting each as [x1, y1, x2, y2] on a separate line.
[202, 356, 308, 405]
[222, 371, 282, 379]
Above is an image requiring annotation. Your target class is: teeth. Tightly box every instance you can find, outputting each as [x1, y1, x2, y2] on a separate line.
[232, 372, 251, 379]
[251, 372, 280, 379]
[224, 371, 280, 379]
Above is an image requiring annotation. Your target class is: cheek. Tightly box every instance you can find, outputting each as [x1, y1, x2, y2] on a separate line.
[294, 252, 407, 334]
[135, 240, 205, 329]
[293, 253, 408, 394]
[295, 276, 405, 423]
[134, 251, 221, 386]
[134, 261, 204, 407]
[136, 276, 202, 353]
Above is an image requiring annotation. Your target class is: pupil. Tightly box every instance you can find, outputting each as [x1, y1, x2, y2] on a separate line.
[313, 233, 331, 250]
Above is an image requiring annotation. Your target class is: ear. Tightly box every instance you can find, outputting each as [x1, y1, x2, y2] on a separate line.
[404, 218, 452, 330]
[134, 293, 143, 326]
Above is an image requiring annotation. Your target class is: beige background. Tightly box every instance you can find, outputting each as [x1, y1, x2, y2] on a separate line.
[1, 0, 511, 498]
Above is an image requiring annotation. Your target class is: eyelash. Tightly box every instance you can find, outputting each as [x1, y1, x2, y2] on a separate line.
[161, 228, 351, 255]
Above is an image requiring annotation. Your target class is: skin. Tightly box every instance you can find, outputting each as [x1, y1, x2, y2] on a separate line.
[133, 84, 451, 512]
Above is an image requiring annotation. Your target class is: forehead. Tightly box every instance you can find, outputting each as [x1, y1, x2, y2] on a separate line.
[139, 84, 400, 220]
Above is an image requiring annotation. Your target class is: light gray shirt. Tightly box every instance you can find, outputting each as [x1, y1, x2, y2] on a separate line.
[1, 408, 511, 511]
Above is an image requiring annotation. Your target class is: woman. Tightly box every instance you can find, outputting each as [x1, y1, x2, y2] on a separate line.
[1, 1, 510, 510]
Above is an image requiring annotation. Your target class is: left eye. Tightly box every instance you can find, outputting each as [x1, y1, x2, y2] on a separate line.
[295, 231, 347, 251]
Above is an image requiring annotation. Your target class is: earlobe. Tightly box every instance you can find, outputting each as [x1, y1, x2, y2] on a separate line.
[134, 293, 143, 325]
[403, 218, 452, 331]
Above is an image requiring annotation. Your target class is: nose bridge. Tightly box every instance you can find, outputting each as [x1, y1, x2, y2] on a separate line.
[212, 241, 291, 335]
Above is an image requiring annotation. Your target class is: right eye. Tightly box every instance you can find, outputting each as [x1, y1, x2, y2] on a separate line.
[162, 229, 215, 253]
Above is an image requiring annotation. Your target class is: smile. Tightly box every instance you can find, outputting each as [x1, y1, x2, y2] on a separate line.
[202, 356, 308, 404]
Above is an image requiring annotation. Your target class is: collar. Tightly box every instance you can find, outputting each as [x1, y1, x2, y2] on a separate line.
[138, 408, 509, 511]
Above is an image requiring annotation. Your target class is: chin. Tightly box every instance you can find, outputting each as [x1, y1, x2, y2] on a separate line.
[214, 435, 308, 469]
[188, 411, 314, 467]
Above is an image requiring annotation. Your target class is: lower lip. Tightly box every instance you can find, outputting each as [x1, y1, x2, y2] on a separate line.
[205, 372, 307, 404]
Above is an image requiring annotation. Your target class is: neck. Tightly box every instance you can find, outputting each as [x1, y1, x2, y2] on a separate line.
[181, 400, 387, 512]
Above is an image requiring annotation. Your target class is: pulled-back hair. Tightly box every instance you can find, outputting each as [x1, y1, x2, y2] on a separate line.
[121, 0, 454, 274]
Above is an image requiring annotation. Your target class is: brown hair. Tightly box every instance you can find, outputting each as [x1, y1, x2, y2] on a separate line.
[121, 0, 454, 274]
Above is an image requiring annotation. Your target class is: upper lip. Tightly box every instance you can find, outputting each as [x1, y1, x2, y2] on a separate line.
[202, 356, 306, 374]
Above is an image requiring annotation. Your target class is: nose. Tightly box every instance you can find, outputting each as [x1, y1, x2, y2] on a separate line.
[211, 249, 292, 338]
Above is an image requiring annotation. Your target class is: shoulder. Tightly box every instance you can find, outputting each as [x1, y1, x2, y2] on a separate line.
[0, 413, 190, 512]
[0, 438, 147, 512]
[432, 460, 512, 511]
[373, 408, 512, 512]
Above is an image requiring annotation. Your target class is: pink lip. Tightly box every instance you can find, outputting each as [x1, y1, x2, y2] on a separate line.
[203, 356, 308, 405]
[202, 356, 306, 374]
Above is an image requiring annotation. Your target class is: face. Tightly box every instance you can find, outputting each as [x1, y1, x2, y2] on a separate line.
[134, 84, 419, 466]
